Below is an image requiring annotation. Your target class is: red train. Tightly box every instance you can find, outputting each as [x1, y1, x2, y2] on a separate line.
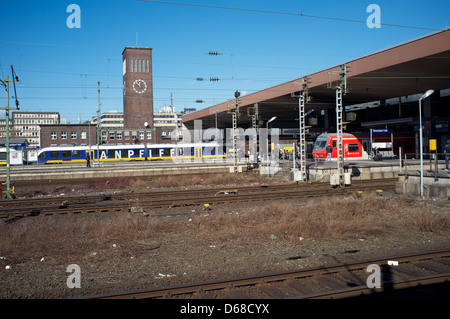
[312, 132, 416, 160]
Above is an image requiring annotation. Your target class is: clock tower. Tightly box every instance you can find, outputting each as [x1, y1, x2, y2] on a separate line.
[122, 47, 153, 129]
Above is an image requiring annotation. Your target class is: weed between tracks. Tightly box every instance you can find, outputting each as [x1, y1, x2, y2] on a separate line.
[83, 173, 275, 192]
[0, 192, 448, 266]
[189, 194, 448, 242]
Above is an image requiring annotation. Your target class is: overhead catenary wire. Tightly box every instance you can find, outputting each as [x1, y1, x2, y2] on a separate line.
[137, 0, 439, 31]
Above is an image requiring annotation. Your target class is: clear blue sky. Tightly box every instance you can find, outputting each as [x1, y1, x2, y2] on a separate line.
[1, 0, 448, 123]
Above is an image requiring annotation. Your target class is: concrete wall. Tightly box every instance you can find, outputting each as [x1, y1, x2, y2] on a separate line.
[395, 173, 450, 197]
[308, 162, 446, 183]
[2, 164, 248, 182]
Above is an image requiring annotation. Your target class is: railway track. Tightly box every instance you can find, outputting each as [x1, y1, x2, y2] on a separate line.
[82, 249, 450, 299]
[0, 178, 396, 220]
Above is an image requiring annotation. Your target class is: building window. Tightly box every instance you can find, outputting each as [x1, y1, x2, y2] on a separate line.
[51, 131, 57, 140]
[139, 131, 144, 140]
[117, 132, 122, 140]
[147, 131, 152, 140]
[109, 132, 115, 140]
[81, 131, 87, 140]
[146, 59, 149, 73]
[71, 131, 77, 139]
[61, 131, 67, 139]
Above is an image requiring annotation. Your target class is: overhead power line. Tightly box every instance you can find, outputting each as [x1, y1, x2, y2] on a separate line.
[137, 0, 439, 31]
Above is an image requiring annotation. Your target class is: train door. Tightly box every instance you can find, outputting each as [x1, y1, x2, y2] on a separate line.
[194, 147, 202, 159]
[361, 138, 369, 153]
[89, 150, 95, 161]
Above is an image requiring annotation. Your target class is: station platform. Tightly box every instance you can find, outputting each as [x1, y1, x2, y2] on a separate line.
[304, 158, 450, 198]
[0, 161, 249, 182]
[396, 170, 450, 197]
[307, 159, 447, 182]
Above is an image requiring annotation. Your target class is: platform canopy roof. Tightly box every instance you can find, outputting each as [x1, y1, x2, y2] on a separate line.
[182, 27, 450, 130]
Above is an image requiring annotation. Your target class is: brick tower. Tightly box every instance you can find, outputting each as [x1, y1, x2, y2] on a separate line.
[122, 47, 153, 129]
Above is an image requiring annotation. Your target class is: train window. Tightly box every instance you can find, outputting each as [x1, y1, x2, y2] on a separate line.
[108, 150, 116, 158]
[73, 150, 82, 158]
[62, 151, 71, 158]
[38, 152, 45, 159]
[0, 152, 6, 160]
[314, 140, 327, 149]
[332, 141, 336, 148]
[348, 143, 359, 152]
[121, 149, 128, 158]
[50, 151, 60, 159]
[185, 147, 192, 156]
[163, 148, 171, 156]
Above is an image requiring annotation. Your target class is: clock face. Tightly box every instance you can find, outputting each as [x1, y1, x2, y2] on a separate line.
[133, 79, 147, 94]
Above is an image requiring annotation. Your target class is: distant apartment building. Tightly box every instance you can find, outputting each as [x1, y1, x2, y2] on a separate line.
[153, 106, 183, 138]
[89, 110, 124, 130]
[0, 111, 60, 147]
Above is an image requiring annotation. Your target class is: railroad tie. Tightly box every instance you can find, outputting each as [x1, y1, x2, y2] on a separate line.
[226, 290, 250, 299]
[315, 275, 346, 291]
[336, 271, 366, 287]
[258, 285, 287, 299]
[394, 264, 424, 278]
[413, 261, 450, 274]
[286, 280, 314, 295]
[434, 258, 450, 268]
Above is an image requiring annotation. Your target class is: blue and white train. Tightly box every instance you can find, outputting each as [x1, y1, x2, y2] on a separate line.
[36, 142, 225, 164]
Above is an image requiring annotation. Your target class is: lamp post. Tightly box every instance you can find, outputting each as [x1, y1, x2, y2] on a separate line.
[214, 110, 218, 161]
[266, 116, 277, 176]
[419, 89, 434, 198]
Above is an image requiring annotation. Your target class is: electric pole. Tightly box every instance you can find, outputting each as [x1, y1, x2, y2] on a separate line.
[229, 90, 240, 173]
[1, 68, 20, 199]
[97, 81, 101, 165]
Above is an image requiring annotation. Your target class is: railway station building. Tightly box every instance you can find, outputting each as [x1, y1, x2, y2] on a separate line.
[182, 27, 450, 157]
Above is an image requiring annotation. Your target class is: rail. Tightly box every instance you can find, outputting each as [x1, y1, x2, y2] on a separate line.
[79, 249, 450, 299]
[0, 179, 396, 221]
